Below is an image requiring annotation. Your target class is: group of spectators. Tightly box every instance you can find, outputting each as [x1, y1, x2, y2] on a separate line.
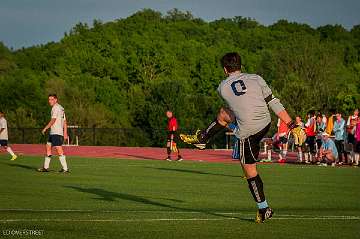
[272, 109, 360, 166]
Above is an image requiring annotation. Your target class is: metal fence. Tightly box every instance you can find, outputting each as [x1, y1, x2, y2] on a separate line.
[8, 127, 228, 148]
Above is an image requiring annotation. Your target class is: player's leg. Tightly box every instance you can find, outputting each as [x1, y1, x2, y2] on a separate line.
[335, 140, 344, 164]
[180, 107, 234, 149]
[324, 151, 336, 166]
[175, 136, 183, 161]
[237, 124, 273, 223]
[0, 140, 17, 160]
[55, 145, 68, 173]
[165, 137, 172, 161]
[309, 137, 316, 163]
[38, 137, 53, 172]
[5, 146, 17, 161]
[297, 145, 303, 162]
[282, 138, 288, 159]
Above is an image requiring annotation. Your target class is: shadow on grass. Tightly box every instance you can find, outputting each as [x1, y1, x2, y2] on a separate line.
[64, 185, 252, 222]
[6, 163, 37, 171]
[144, 167, 245, 179]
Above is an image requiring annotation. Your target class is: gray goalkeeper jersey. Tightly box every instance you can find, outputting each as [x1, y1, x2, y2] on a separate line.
[218, 72, 284, 139]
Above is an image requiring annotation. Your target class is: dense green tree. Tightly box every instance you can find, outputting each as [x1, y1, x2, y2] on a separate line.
[0, 9, 359, 146]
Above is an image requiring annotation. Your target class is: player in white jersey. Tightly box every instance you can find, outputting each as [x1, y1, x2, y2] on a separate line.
[0, 111, 17, 161]
[181, 53, 296, 223]
[38, 94, 69, 173]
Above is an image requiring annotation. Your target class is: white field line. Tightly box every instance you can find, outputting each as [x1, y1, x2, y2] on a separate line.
[0, 208, 359, 222]
[1, 216, 360, 223]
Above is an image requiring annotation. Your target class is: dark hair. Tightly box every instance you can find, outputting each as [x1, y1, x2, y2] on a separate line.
[308, 110, 315, 116]
[0, 110, 3, 114]
[48, 94, 58, 99]
[221, 52, 241, 73]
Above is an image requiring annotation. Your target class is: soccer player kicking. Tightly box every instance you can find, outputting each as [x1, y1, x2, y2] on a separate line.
[180, 53, 295, 223]
[0, 111, 17, 161]
[38, 94, 69, 173]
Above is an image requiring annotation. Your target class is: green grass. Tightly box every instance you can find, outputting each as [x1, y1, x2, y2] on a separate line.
[0, 154, 359, 239]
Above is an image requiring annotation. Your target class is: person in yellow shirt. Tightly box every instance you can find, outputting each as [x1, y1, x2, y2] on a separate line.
[325, 110, 336, 136]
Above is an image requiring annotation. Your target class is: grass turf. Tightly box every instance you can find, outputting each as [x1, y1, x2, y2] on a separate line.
[0, 154, 359, 239]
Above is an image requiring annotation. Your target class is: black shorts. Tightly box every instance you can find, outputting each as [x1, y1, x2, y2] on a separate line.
[305, 136, 316, 154]
[335, 140, 344, 155]
[234, 124, 271, 164]
[167, 132, 179, 143]
[316, 138, 322, 149]
[348, 134, 355, 144]
[47, 134, 64, 147]
[0, 140, 8, 146]
[279, 136, 288, 144]
[355, 141, 360, 153]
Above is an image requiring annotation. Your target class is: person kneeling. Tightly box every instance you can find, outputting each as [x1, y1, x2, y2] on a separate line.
[319, 132, 338, 167]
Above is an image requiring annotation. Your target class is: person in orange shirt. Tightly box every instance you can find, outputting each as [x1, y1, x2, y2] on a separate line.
[275, 118, 289, 163]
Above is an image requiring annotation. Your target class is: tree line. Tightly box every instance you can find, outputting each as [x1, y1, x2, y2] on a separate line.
[0, 9, 359, 146]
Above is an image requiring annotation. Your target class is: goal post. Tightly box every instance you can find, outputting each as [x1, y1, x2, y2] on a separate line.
[64, 125, 79, 146]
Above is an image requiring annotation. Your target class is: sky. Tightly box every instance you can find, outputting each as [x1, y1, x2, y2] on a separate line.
[1, 0, 359, 49]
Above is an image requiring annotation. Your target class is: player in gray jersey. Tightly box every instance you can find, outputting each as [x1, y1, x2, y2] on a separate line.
[181, 52, 295, 223]
[38, 94, 69, 173]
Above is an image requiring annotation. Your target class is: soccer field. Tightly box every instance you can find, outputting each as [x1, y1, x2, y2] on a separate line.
[0, 154, 359, 239]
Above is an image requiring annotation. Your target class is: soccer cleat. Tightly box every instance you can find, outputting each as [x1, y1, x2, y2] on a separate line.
[165, 157, 172, 161]
[37, 167, 49, 172]
[176, 157, 183, 162]
[10, 155, 17, 161]
[180, 130, 206, 150]
[59, 169, 70, 173]
[255, 207, 274, 223]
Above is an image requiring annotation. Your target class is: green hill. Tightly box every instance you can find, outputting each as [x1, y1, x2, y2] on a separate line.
[0, 9, 359, 146]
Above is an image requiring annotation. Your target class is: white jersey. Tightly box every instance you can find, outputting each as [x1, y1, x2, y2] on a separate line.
[218, 72, 284, 139]
[0, 117, 8, 140]
[50, 103, 66, 136]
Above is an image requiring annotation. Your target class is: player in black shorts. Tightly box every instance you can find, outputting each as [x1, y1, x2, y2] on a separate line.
[180, 53, 296, 223]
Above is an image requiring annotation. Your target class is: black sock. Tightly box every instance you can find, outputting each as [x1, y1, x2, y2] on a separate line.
[166, 148, 171, 157]
[199, 119, 226, 143]
[247, 174, 266, 203]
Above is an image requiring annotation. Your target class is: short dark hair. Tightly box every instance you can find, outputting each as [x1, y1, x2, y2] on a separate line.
[221, 52, 241, 73]
[48, 94, 58, 99]
[308, 110, 315, 116]
[0, 110, 4, 114]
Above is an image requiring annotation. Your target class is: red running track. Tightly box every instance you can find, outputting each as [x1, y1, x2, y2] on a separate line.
[2, 144, 298, 163]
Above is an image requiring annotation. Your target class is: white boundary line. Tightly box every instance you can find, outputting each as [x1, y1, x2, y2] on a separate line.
[1, 216, 359, 223]
[1, 209, 359, 221]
